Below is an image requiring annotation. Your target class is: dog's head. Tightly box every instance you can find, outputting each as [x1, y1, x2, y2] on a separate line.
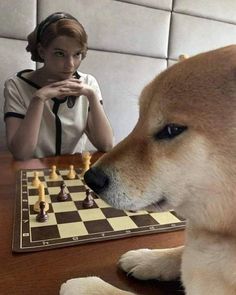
[85, 45, 236, 233]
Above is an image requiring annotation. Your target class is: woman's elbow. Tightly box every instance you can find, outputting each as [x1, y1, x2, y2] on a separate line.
[101, 143, 113, 152]
[96, 139, 114, 152]
[8, 142, 34, 161]
[11, 150, 32, 161]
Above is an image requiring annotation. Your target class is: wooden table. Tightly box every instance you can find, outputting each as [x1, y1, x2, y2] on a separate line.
[0, 151, 185, 295]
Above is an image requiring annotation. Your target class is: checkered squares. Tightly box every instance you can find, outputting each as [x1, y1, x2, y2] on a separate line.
[13, 168, 185, 252]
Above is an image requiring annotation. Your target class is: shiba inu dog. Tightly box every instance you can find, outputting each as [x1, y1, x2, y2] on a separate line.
[60, 45, 236, 295]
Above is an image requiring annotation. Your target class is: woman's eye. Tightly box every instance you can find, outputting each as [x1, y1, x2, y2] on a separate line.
[154, 124, 187, 140]
[54, 51, 64, 57]
[75, 52, 82, 59]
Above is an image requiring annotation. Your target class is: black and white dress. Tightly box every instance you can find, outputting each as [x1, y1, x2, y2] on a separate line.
[4, 70, 103, 158]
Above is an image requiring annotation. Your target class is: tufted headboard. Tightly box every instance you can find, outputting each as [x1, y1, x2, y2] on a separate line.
[1, 0, 236, 152]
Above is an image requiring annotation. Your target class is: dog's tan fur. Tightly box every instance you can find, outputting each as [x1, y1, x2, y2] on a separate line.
[60, 45, 236, 295]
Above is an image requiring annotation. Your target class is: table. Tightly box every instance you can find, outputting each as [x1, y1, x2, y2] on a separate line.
[0, 151, 185, 295]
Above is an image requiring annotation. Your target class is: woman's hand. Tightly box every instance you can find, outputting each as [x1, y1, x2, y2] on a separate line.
[34, 78, 95, 102]
[60, 78, 95, 98]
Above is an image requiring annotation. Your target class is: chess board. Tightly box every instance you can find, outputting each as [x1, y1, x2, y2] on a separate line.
[12, 168, 186, 252]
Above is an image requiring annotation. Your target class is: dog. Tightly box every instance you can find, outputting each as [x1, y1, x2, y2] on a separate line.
[60, 45, 236, 295]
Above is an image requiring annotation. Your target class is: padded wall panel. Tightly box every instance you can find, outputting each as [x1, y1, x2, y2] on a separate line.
[117, 0, 172, 10]
[38, 0, 170, 58]
[174, 0, 236, 24]
[0, 0, 36, 39]
[80, 50, 167, 145]
[0, 38, 35, 148]
[0, 39, 35, 80]
[169, 13, 236, 60]
[2, 0, 236, 152]
[167, 59, 177, 67]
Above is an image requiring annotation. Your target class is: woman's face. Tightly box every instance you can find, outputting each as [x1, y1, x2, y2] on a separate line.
[39, 35, 82, 80]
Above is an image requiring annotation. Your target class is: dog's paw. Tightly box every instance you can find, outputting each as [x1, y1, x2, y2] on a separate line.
[119, 247, 183, 281]
[60, 276, 134, 295]
[60, 277, 104, 295]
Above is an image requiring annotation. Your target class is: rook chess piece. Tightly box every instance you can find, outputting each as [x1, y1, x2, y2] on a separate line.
[36, 201, 48, 222]
[82, 189, 94, 208]
[57, 183, 69, 201]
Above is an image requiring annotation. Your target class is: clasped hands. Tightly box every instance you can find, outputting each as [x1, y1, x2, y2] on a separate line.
[34, 78, 94, 102]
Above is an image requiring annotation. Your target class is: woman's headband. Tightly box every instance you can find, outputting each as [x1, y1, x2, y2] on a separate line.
[36, 12, 78, 43]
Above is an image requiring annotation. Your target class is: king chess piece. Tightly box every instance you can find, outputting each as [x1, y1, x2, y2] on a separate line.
[81, 152, 91, 176]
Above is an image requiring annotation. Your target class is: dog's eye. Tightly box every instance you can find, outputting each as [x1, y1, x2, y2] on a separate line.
[154, 124, 187, 140]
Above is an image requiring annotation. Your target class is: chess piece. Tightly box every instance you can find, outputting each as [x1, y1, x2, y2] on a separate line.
[34, 183, 49, 212]
[82, 189, 94, 208]
[36, 201, 48, 222]
[67, 165, 76, 179]
[81, 152, 91, 176]
[49, 165, 58, 180]
[57, 183, 69, 201]
[32, 171, 41, 187]
[178, 54, 189, 62]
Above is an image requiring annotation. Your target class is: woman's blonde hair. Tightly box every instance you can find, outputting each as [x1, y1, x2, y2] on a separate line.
[26, 12, 88, 62]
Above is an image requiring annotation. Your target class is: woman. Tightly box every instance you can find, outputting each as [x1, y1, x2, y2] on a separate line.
[4, 12, 113, 160]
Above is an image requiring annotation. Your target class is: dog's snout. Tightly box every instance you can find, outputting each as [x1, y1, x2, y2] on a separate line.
[84, 167, 109, 194]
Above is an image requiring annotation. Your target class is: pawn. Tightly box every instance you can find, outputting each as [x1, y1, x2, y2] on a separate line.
[49, 165, 58, 180]
[34, 183, 49, 212]
[32, 171, 41, 187]
[67, 165, 76, 179]
[82, 189, 94, 208]
[36, 201, 48, 222]
[178, 54, 189, 62]
[57, 183, 69, 201]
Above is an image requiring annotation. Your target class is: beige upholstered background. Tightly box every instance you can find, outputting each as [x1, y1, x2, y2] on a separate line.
[1, 0, 236, 152]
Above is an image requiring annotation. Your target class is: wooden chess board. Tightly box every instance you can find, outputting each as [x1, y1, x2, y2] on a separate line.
[12, 168, 186, 252]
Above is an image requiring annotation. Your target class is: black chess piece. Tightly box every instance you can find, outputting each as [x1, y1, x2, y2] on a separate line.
[36, 201, 48, 222]
[57, 183, 69, 201]
[82, 189, 94, 208]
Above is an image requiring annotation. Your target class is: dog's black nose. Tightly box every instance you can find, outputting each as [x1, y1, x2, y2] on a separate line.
[84, 167, 109, 194]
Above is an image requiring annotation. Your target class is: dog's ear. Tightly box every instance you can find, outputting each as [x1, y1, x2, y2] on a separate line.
[178, 54, 189, 62]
